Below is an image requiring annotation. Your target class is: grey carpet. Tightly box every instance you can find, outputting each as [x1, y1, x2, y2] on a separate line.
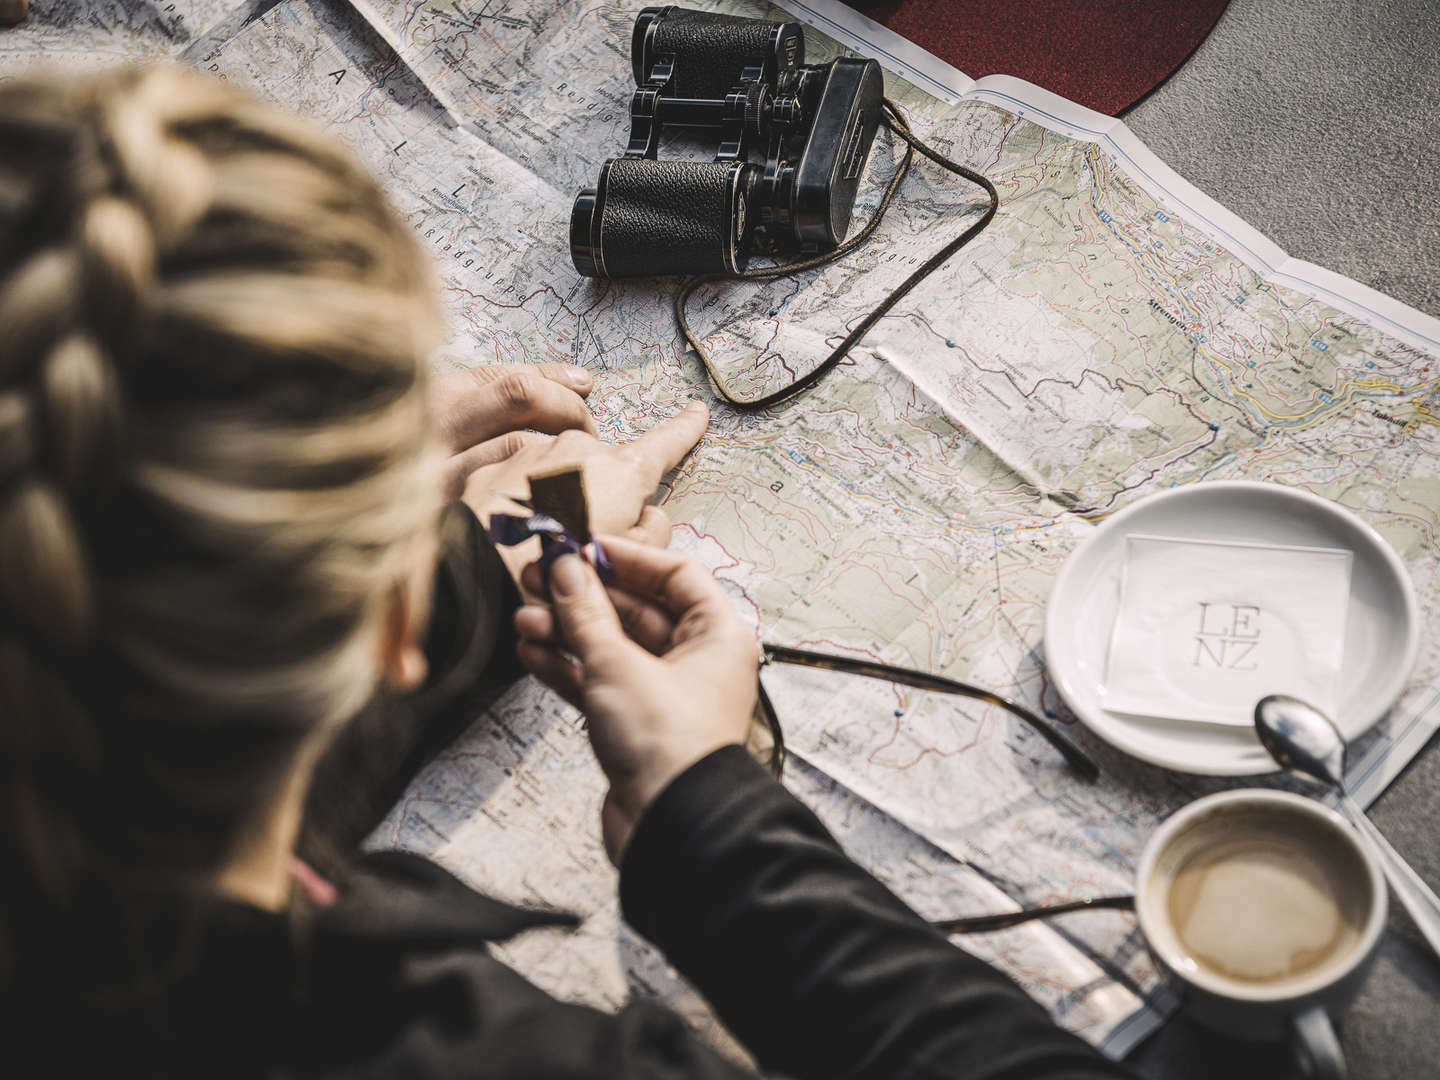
[1124, 0, 1440, 319]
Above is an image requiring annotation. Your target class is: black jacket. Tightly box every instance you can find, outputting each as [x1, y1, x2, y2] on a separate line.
[28, 506, 1136, 1079]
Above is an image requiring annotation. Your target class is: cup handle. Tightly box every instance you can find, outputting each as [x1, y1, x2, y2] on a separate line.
[1291, 1004, 1346, 1080]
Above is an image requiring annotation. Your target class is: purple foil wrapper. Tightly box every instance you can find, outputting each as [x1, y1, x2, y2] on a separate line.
[488, 513, 612, 585]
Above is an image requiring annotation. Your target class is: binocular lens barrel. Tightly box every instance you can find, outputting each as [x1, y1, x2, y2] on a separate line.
[571, 158, 755, 278]
[570, 190, 603, 278]
[633, 6, 803, 98]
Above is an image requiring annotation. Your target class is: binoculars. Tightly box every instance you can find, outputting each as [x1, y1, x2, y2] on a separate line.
[570, 6, 884, 278]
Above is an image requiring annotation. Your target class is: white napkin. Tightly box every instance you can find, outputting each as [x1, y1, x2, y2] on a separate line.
[1102, 535, 1352, 727]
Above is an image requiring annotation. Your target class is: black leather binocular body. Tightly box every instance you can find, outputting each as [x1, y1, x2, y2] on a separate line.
[571, 6, 883, 278]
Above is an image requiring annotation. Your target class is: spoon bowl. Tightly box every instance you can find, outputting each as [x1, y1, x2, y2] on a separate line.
[1254, 694, 1348, 788]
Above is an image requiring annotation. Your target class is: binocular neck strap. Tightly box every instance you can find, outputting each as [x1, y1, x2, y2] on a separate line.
[675, 98, 1000, 411]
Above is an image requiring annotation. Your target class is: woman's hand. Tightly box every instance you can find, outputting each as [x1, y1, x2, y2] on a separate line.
[513, 536, 758, 863]
[431, 363, 598, 499]
[460, 399, 710, 554]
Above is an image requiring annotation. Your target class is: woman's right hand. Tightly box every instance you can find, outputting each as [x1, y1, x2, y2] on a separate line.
[513, 537, 759, 864]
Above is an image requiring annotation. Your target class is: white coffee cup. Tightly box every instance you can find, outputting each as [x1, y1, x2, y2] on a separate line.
[1135, 789, 1387, 1079]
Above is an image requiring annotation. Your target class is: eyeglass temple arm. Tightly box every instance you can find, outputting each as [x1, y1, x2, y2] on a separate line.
[760, 644, 1100, 782]
[755, 677, 787, 779]
[931, 894, 1134, 934]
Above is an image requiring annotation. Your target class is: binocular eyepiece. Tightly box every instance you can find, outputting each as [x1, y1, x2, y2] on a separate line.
[571, 5, 883, 279]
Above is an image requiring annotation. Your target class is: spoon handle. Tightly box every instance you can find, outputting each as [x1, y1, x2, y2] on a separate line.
[1339, 792, 1440, 958]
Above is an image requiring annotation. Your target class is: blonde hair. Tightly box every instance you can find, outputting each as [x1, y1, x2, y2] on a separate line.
[0, 66, 444, 974]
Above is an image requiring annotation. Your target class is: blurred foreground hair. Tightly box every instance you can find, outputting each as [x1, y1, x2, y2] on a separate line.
[0, 66, 442, 984]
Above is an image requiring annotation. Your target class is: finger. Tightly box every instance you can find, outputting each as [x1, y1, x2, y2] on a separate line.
[433, 364, 592, 407]
[623, 399, 709, 485]
[547, 553, 629, 664]
[623, 505, 671, 548]
[519, 559, 548, 598]
[517, 593, 673, 656]
[514, 603, 557, 643]
[460, 362, 593, 396]
[432, 368, 597, 452]
[442, 430, 551, 498]
[667, 600, 748, 651]
[590, 533, 729, 618]
[516, 640, 586, 711]
[608, 589, 676, 655]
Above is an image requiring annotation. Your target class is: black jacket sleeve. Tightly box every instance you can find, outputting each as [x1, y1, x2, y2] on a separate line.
[301, 501, 523, 870]
[620, 746, 1135, 1080]
[298, 853, 761, 1080]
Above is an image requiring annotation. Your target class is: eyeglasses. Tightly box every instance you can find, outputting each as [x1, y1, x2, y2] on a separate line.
[754, 643, 1100, 782]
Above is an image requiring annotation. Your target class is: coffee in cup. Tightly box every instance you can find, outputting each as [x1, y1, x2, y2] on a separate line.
[1161, 804, 1371, 988]
[1137, 790, 1386, 1079]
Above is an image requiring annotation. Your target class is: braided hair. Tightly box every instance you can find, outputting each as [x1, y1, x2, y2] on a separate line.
[0, 67, 444, 986]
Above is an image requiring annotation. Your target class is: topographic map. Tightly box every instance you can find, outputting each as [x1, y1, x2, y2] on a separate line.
[6, 0, 1440, 1056]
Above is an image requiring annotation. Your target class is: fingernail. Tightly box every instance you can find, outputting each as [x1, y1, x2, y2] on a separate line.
[550, 554, 588, 597]
[566, 367, 593, 390]
[684, 399, 706, 412]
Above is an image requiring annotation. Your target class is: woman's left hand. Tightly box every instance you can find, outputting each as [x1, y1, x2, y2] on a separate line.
[460, 399, 710, 555]
[432, 363, 600, 498]
[432, 361, 710, 551]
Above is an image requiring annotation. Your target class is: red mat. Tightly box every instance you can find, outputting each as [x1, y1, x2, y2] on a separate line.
[852, 0, 1231, 116]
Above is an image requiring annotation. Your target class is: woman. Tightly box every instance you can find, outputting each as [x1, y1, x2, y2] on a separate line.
[0, 66, 1132, 1078]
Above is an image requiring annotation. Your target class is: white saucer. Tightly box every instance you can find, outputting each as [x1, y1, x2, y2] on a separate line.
[1043, 481, 1419, 776]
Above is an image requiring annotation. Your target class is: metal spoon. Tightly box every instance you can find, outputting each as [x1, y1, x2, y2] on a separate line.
[1255, 694, 1440, 958]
